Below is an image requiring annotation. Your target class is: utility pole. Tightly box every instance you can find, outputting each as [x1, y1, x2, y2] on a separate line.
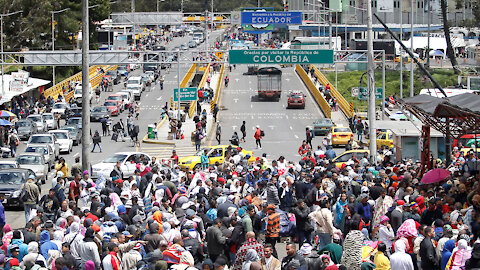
[81, 0, 91, 172]
[366, 0, 377, 164]
[400, 0, 403, 98]
[131, 0, 136, 47]
[51, 8, 70, 88]
[410, 0, 414, 97]
[426, 0, 431, 69]
[0, 11, 21, 96]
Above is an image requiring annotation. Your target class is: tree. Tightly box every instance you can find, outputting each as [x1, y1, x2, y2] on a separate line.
[440, 0, 461, 74]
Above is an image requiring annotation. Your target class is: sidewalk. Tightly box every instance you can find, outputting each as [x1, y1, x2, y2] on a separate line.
[142, 72, 221, 147]
[307, 73, 349, 127]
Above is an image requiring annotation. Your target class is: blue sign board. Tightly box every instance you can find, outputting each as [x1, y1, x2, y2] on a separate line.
[241, 12, 302, 25]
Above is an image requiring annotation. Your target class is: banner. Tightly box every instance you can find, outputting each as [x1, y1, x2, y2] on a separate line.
[241, 11, 302, 25]
[329, 0, 343, 12]
[377, 0, 394, 12]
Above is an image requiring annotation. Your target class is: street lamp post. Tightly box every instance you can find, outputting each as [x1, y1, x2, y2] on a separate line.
[0, 11, 21, 96]
[51, 8, 70, 87]
[82, 0, 91, 172]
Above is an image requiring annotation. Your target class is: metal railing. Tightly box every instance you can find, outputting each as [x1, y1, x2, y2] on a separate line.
[310, 64, 354, 118]
[296, 64, 331, 118]
[211, 64, 224, 112]
[43, 65, 100, 99]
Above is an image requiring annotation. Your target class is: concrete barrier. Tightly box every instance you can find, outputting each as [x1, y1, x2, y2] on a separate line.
[295, 64, 331, 118]
[310, 64, 354, 119]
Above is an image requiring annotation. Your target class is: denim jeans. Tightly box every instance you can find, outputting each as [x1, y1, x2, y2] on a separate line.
[24, 204, 34, 223]
[92, 143, 102, 152]
[297, 230, 312, 246]
[317, 232, 332, 249]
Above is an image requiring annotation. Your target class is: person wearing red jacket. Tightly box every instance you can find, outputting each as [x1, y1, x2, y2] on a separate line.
[254, 126, 262, 149]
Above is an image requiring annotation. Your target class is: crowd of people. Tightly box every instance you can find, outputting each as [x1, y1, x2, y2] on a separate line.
[0, 132, 477, 270]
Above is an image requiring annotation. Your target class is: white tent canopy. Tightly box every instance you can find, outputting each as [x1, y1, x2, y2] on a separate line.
[399, 36, 465, 56]
[0, 74, 50, 105]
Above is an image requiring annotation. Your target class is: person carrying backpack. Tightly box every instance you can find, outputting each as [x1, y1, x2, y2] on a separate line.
[254, 126, 262, 149]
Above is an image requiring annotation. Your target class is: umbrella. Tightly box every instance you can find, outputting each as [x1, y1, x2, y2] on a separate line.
[0, 119, 13, 126]
[0, 110, 15, 117]
[429, 49, 445, 56]
[421, 168, 451, 184]
[466, 138, 480, 148]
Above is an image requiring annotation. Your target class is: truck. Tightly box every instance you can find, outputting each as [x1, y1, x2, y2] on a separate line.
[257, 67, 282, 100]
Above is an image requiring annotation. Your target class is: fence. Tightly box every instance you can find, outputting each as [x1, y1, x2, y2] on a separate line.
[295, 64, 331, 118]
[310, 64, 354, 119]
[43, 65, 101, 100]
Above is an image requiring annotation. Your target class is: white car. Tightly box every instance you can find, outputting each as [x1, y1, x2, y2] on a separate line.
[48, 130, 73, 154]
[127, 58, 141, 70]
[125, 85, 142, 100]
[117, 91, 134, 110]
[16, 153, 48, 184]
[28, 134, 60, 159]
[42, 113, 57, 130]
[91, 152, 151, 179]
[27, 114, 47, 132]
[74, 83, 93, 104]
[127, 76, 145, 92]
[0, 161, 18, 170]
[51, 102, 70, 118]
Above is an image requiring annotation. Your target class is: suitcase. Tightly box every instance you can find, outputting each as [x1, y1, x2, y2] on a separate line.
[111, 132, 118, 142]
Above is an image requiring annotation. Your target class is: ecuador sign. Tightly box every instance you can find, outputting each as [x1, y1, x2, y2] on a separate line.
[229, 49, 334, 64]
[241, 11, 302, 25]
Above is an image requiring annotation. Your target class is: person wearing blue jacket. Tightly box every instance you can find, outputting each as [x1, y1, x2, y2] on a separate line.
[441, 239, 455, 270]
[8, 231, 28, 262]
[201, 149, 209, 170]
[39, 230, 58, 260]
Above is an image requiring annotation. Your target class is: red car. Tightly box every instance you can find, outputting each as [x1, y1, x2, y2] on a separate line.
[106, 94, 124, 111]
[104, 101, 121, 116]
[287, 92, 305, 109]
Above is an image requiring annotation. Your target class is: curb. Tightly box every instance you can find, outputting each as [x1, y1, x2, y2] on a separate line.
[141, 116, 173, 144]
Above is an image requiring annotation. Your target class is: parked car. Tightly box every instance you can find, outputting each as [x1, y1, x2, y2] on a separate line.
[104, 101, 121, 116]
[16, 153, 48, 184]
[91, 152, 151, 179]
[116, 92, 134, 110]
[0, 168, 36, 208]
[60, 125, 82, 146]
[25, 144, 55, 170]
[27, 114, 47, 132]
[106, 94, 125, 111]
[15, 119, 36, 140]
[48, 130, 73, 154]
[90, 106, 111, 122]
[67, 107, 82, 118]
[42, 113, 57, 130]
[66, 117, 82, 129]
[105, 70, 120, 84]
[27, 134, 60, 159]
[51, 102, 70, 119]
[117, 65, 129, 77]
[312, 118, 334, 135]
[180, 44, 188, 50]
[188, 40, 197, 48]
[0, 161, 18, 170]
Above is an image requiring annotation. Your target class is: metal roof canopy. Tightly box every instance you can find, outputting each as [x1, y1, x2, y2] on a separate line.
[111, 12, 183, 25]
[399, 93, 480, 139]
[5, 50, 230, 65]
[3, 49, 386, 66]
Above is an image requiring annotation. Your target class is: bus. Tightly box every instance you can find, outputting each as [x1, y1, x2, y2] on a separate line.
[257, 67, 282, 100]
[290, 36, 342, 50]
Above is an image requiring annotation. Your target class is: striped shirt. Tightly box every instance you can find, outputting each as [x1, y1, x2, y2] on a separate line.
[266, 213, 280, 238]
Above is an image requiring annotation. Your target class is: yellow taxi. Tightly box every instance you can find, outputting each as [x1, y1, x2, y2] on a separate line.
[178, 145, 255, 171]
[460, 148, 480, 157]
[332, 150, 370, 168]
[376, 131, 394, 149]
[331, 125, 354, 146]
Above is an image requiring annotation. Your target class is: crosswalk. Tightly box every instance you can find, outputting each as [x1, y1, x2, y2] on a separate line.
[139, 144, 199, 160]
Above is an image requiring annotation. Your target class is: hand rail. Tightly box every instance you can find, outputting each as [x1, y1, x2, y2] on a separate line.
[296, 64, 331, 118]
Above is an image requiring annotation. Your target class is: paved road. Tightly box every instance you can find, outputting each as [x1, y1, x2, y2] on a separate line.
[212, 65, 327, 160]
[5, 30, 224, 229]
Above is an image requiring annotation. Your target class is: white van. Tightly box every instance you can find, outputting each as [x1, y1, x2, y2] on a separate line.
[74, 82, 93, 104]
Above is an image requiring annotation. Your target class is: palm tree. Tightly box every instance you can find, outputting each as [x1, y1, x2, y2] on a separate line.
[440, 0, 461, 74]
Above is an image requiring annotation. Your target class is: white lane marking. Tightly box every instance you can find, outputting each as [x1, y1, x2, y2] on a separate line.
[157, 96, 162, 101]
[285, 115, 289, 119]
[251, 115, 254, 119]
[285, 78, 290, 81]
[268, 125, 275, 130]
[290, 126, 293, 130]
[232, 125, 237, 130]
[250, 104, 253, 108]
[294, 135, 299, 139]
[235, 78, 240, 82]
[233, 98, 238, 103]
